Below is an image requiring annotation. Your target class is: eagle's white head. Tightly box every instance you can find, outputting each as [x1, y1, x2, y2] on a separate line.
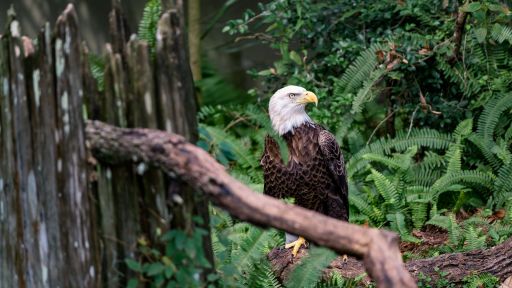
[269, 85, 318, 135]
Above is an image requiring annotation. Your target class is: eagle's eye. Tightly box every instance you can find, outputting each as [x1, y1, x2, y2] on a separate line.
[288, 93, 296, 99]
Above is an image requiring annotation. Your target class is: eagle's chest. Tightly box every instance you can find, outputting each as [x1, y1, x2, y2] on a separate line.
[285, 138, 331, 190]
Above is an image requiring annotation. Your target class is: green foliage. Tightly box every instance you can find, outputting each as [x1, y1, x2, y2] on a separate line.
[194, 0, 512, 286]
[138, 0, 161, 55]
[125, 219, 214, 287]
[285, 247, 337, 288]
[210, 206, 283, 288]
[88, 53, 105, 92]
[462, 273, 500, 288]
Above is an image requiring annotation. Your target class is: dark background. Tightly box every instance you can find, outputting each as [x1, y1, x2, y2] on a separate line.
[0, 0, 275, 91]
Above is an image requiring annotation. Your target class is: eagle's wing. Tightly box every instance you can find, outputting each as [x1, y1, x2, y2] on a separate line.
[261, 135, 294, 199]
[318, 130, 349, 221]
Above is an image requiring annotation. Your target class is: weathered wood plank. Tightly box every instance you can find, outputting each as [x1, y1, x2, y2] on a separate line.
[53, 5, 97, 287]
[0, 3, 214, 287]
[156, 9, 214, 271]
[156, 11, 197, 140]
[97, 42, 142, 286]
[29, 23, 64, 288]
[0, 24, 21, 288]
[19, 32, 48, 288]
[126, 38, 168, 236]
[94, 44, 123, 287]
[109, 0, 130, 57]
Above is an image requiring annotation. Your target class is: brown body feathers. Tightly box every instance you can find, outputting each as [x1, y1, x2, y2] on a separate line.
[261, 123, 349, 221]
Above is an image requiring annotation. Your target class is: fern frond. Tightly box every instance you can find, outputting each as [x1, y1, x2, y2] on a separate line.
[349, 192, 385, 225]
[462, 226, 487, 251]
[448, 214, 461, 246]
[285, 247, 337, 288]
[445, 144, 462, 174]
[409, 199, 429, 229]
[232, 228, 280, 275]
[426, 214, 450, 229]
[387, 212, 420, 243]
[468, 134, 503, 170]
[431, 170, 495, 196]
[408, 166, 443, 187]
[370, 169, 402, 209]
[491, 23, 512, 44]
[463, 273, 499, 288]
[453, 118, 473, 142]
[138, 0, 161, 54]
[477, 93, 512, 140]
[88, 53, 105, 92]
[351, 68, 386, 113]
[493, 163, 512, 208]
[246, 257, 283, 288]
[362, 153, 406, 170]
[337, 43, 387, 94]
[348, 129, 452, 177]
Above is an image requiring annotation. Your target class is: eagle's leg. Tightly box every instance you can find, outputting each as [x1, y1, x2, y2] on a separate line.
[284, 236, 307, 257]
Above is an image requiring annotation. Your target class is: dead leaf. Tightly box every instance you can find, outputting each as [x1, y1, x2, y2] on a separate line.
[376, 50, 385, 62]
[418, 48, 430, 55]
[419, 91, 428, 113]
[386, 58, 401, 71]
[499, 276, 512, 288]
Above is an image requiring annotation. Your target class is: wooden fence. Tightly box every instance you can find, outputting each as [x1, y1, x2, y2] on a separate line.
[0, 2, 210, 287]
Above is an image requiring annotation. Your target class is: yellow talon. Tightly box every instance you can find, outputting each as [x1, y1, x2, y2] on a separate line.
[285, 236, 307, 257]
[342, 254, 348, 263]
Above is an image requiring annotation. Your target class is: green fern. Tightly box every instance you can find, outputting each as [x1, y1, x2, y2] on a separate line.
[285, 247, 337, 288]
[138, 0, 161, 54]
[336, 43, 387, 94]
[468, 134, 503, 170]
[462, 273, 499, 288]
[348, 128, 452, 177]
[445, 144, 462, 174]
[370, 169, 402, 209]
[477, 93, 512, 140]
[409, 198, 429, 229]
[88, 53, 105, 92]
[349, 193, 385, 225]
[493, 163, 512, 207]
[387, 212, 419, 243]
[462, 226, 487, 251]
[351, 68, 386, 114]
[362, 153, 407, 170]
[431, 170, 495, 197]
[491, 23, 512, 44]
[246, 257, 283, 288]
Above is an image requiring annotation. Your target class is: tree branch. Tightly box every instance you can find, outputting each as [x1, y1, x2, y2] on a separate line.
[447, 11, 468, 63]
[85, 120, 416, 288]
[269, 237, 512, 285]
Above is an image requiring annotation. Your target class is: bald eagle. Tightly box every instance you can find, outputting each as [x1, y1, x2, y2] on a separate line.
[260, 85, 349, 256]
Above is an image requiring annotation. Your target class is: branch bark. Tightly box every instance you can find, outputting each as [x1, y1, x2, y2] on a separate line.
[85, 120, 416, 288]
[447, 11, 467, 63]
[269, 238, 512, 285]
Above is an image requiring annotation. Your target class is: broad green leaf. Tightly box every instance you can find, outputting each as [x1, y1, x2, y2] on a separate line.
[461, 2, 482, 12]
[127, 279, 139, 288]
[289, 51, 302, 65]
[474, 28, 488, 43]
[147, 262, 165, 276]
[125, 259, 142, 272]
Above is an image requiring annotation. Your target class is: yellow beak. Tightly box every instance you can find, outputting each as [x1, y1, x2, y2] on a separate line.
[297, 91, 318, 106]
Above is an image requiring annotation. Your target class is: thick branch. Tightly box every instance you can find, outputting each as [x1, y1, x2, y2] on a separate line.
[447, 11, 467, 63]
[269, 238, 512, 285]
[85, 120, 416, 288]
